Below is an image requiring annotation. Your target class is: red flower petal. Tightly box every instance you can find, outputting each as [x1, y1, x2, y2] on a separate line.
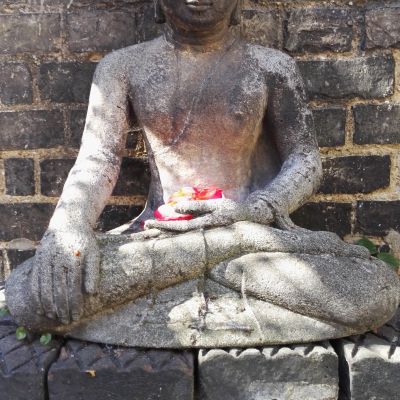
[197, 187, 225, 200]
[154, 204, 193, 221]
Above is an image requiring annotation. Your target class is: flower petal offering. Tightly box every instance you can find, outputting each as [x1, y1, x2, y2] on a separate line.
[154, 187, 224, 221]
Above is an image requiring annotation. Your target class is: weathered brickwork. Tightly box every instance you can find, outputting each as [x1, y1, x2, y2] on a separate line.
[1, 0, 400, 275]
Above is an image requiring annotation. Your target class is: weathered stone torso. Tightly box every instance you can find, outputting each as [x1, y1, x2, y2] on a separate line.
[124, 37, 281, 206]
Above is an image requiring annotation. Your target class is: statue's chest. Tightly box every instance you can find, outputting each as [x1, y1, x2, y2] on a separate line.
[131, 53, 268, 148]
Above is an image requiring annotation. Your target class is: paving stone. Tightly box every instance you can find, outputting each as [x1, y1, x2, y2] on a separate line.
[290, 202, 352, 238]
[39, 62, 97, 103]
[241, 9, 279, 48]
[112, 157, 151, 196]
[365, 7, 400, 49]
[0, 203, 56, 241]
[285, 8, 354, 53]
[375, 307, 400, 346]
[313, 108, 346, 147]
[355, 201, 400, 236]
[0, 314, 62, 400]
[95, 205, 143, 232]
[0, 110, 64, 150]
[335, 334, 400, 400]
[136, 4, 165, 44]
[40, 159, 76, 197]
[319, 155, 391, 194]
[67, 11, 136, 52]
[353, 103, 400, 144]
[297, 56, 395, 100]
[4, 158, 35, 196]
[7, 249, 36, 272]
[48, 341, 194, 400]
[0, 63, 32, 105]
[0, 13, 61, 53]
[198, 343, 338, 400]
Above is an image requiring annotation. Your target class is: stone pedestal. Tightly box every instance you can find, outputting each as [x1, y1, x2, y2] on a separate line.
[0, 314, 62, 400]
[198, 342, 338, 400]
[336, 334, 400, 400]
[47, 340, 194, 400]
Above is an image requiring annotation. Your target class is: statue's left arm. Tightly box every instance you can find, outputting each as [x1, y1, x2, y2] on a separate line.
[246, 53, 323, 229]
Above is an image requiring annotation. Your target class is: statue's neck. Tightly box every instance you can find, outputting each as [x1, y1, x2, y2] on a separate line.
[164, 23, 234, 53]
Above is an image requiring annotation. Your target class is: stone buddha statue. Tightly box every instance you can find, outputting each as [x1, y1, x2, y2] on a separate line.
[6, 0, 400, 348]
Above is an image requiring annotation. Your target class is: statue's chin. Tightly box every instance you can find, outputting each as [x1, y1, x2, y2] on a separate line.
[164, 9, 232, 33]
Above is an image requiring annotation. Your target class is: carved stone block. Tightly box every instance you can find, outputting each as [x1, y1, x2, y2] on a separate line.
[0, 314, 62, 400]
[198, 343, 338, 400]
[336, 334, 400, 400]
[48, 341, 194, 400]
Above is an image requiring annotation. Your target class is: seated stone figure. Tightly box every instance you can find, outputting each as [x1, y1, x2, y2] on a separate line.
[6, 0, 400, 347]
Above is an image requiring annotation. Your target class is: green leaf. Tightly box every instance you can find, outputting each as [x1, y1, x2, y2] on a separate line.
[357, 238, 378, 255]
[16, 327, 26, 340]
[0, 306, 10, 317]
[377, 253, 400, 270]
[40, 333, 52, 346]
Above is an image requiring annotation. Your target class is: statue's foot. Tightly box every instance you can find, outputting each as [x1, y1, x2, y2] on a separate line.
[209, 251, 400, 332]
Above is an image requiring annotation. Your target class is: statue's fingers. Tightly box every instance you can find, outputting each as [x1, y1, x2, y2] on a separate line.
[40, 261, 56, 320]
[53, 262, 70, 325]
[174, 200, 216, 215]
[145, 215, 213, 232]
[83, 247, 100, 295]
[30, 261, 44, 316]
[144, 219, 190, 231]
[68, 261, 83, 322]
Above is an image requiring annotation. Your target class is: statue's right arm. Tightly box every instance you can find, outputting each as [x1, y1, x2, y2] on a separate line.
[32, 54, 130, 324]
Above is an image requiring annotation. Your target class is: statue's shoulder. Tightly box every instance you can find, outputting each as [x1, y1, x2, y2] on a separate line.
[96, 36, 165, 75]
[242, 41, 300, 81]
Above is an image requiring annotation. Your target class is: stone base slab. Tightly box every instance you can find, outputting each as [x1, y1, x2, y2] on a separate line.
[198, 342, 339, 400]
[336, 333, 400, 400]
[48, 341, 194, 400]
[0, 314, 62, 400]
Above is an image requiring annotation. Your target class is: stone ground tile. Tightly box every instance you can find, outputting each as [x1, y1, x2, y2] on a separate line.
[197, 343, 338, 400]
[48, 341, 194, 400]
[335, 333, 400, 400]
[0, 314, 63, 400]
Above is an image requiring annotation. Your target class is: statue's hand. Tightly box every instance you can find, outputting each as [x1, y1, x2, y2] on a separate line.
[31, 224, 100, 324]
[144, 198, 274, 232]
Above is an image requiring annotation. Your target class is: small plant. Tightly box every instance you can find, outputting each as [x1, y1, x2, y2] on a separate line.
[40, 333, 52, 345]
[0, 306, 10, 317]
[357, 238, 400, 270]
[16, 327, 26, 340]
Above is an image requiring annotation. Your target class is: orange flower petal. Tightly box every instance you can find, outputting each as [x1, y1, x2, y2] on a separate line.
[168, 187, 199, 204]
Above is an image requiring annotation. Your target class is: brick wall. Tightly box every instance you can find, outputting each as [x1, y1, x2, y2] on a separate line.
[0, 0, 399, 278]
